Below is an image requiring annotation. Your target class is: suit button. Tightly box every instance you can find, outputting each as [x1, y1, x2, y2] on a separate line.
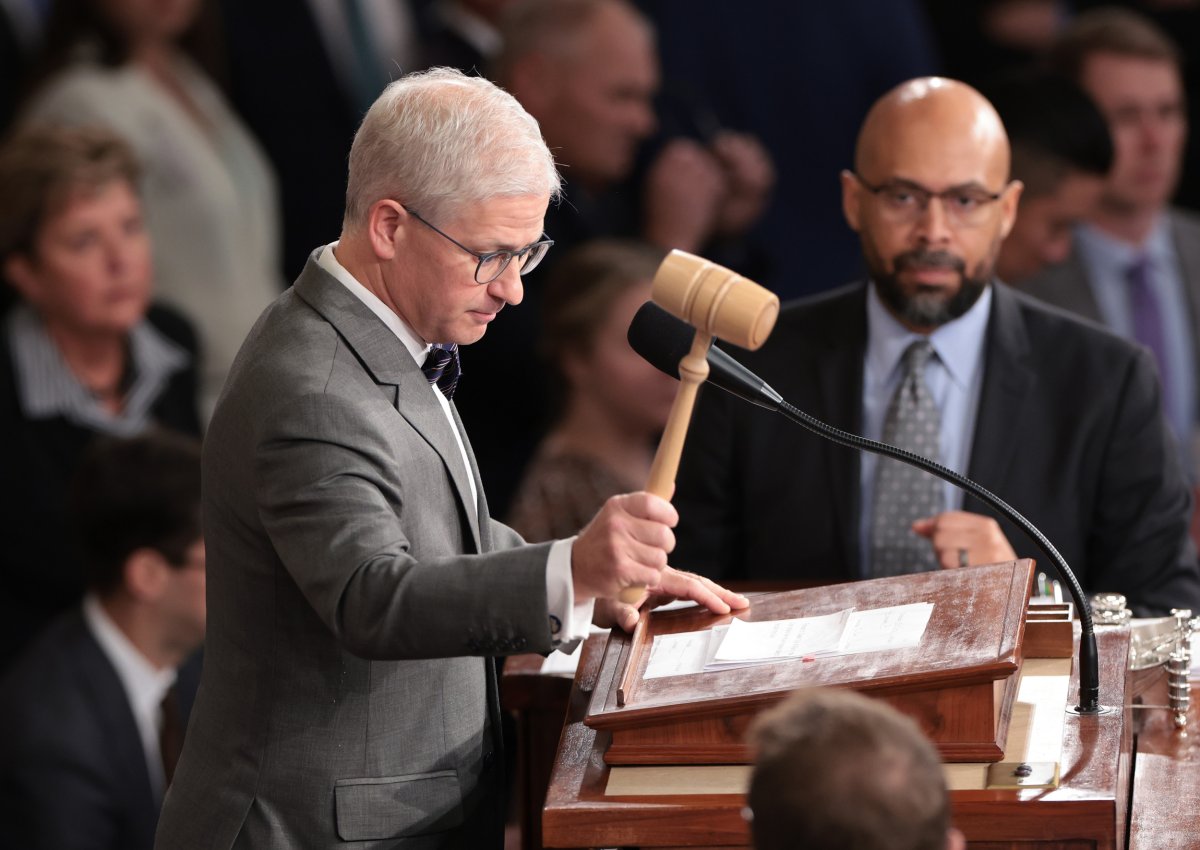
[483, 751, 495, 771]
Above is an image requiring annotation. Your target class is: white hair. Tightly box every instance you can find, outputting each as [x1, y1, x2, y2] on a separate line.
[344, 67, 562, 228]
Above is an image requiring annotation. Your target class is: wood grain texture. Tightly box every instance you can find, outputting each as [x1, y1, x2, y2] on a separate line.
[542, 625, 1134, 850]
[590, 562, 1033, 765]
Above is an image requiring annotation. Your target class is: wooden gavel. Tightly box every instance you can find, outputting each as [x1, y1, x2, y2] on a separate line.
[618, 250, 779, 604]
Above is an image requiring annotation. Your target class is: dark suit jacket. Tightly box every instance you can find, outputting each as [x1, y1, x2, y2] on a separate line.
[156, 255, 555, 849]
[0, 608, 200, 850]
[1021, 208, 1200, 441]
[673, 281, 1200, 617]
[0, 305, 201, 671]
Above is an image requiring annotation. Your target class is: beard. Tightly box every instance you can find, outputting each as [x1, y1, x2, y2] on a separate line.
[871, 247, 990, 329]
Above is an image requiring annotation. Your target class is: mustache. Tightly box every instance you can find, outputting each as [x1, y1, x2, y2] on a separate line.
[894, 249, 965, 274]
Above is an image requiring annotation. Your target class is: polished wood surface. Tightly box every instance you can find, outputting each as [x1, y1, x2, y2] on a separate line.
[590, 561, 1034, 765]
[542, 624, 1135, 849]
[1128, 666, 1200, 849]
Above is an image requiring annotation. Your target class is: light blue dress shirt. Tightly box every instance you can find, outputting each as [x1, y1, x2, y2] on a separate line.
[858, 284, 992, 577]
[1074, 217, 1195, 467]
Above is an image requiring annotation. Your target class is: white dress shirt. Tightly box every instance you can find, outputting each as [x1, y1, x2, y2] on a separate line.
[858, 283, 992, 577]
[317, 244, 593, 643]
[82, 594, 177, 801]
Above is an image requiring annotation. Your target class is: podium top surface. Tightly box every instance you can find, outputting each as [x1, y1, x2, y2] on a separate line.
[587, 559, 1034, 728]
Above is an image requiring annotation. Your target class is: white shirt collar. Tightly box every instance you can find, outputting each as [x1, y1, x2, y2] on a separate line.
[316, 241, 428, 365]
[82, 594, 177, 797]
[82, 595, 176, 713]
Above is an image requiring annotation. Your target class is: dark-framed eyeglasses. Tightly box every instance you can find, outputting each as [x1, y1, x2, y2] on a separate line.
[406, 207, 554, 284]
[850, 172, 1008, 228]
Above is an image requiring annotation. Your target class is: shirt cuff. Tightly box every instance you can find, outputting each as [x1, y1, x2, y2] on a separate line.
[546, 537, 594, 645]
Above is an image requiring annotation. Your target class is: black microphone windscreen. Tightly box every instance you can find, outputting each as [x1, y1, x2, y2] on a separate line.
[627, 301, 691, 379]
[627, 302, 782, 410]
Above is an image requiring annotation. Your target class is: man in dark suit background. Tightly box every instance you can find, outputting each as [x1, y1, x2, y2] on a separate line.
[673, 76, 1200, 617]
[155, 68, 744, 849]
[0, 431, 205, 850]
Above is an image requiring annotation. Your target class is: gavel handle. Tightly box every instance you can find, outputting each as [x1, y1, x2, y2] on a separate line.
[618, 331, 712, 605]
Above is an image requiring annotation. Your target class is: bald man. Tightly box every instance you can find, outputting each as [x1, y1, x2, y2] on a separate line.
[673, 77, 1200, 616]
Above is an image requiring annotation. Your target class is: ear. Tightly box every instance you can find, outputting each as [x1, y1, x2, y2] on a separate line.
[840, 169, 864, 233]
[3, 252, 41, 305]
[365, 199, 407, 261]
[997, 179, 1024, 241]
[122, 547, 170, 603]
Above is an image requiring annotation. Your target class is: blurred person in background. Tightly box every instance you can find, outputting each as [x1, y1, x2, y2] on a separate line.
[470, 0, 774, 517]
[19, 0, 284, 419]
[508, 240, 677, 541]
[0, 431, 205, 850]
[1023, 8, 1199, 478]
[747, 688, 964, 850]
[984, 67, 1113, 284]
[0, 124, 200, 670]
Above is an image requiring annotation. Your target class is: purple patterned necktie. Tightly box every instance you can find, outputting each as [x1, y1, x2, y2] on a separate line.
[421, 343, 461, 400]
[1127, 255, 1172, 421]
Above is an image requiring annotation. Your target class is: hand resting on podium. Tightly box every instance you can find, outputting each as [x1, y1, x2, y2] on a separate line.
[912, 510, 1018, 569]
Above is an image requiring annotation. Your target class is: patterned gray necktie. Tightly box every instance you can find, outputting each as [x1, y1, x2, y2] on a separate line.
[870, 340, 943, 576]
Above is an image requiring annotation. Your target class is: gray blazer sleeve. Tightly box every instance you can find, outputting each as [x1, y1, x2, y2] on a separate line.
[254, 390, 557, 659]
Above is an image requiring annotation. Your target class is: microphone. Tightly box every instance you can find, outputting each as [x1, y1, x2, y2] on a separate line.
[628, 299, 782, 410]
[629, 301, 1105, 715]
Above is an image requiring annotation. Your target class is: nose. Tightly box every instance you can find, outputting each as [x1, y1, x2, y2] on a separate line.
[488, 262, 524, 307]
[913, 196, 953, 245]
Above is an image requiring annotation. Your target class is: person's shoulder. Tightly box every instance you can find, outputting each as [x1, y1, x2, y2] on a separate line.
[1169, 206, 1200, 233]
[769, 281, 867, 341]
[0, 611, 103, 735]
[23, 61, 132, 119]
[999, 282, 1144, 368]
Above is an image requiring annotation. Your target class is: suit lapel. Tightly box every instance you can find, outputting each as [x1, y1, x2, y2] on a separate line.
[1059, 250, 1105, 323]
[965, 284, 1036, 511]
[293, 258, 483, 552]
[813, 288, 868, 574]
[72, 614, 159, 816]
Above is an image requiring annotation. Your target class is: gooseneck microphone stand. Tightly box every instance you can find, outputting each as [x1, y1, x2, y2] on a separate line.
[629, 301, 1107, 714]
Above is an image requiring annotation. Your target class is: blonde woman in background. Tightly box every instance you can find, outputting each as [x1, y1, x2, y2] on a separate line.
[20, 0, 284, 418]
[508, 239, 678, 541]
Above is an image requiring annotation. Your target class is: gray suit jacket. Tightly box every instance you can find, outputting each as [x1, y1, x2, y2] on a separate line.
[155, 254, 557, 849]
[1021, 208, 1200, 427]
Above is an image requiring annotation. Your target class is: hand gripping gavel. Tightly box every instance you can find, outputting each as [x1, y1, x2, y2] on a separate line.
[618, 250, 779, 604]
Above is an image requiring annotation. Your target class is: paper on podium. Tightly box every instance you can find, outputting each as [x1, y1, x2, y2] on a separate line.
[643, 602, 934, 680]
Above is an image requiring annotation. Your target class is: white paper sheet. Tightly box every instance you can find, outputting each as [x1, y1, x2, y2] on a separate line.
[708, 609, 852, 667]
[640, 603, 935, 680]
[835, 602, 934, 655]
[643, 626, 729, 679]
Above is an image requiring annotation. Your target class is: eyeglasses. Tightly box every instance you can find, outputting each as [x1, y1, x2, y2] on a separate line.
[851, 173, 1007, 228]
[406, 207, 554, 284]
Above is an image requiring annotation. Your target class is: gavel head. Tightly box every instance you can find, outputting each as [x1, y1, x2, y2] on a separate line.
[651, 249, 779, 350]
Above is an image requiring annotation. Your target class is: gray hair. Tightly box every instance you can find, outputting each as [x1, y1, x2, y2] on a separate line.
[344, 67, 561, 229]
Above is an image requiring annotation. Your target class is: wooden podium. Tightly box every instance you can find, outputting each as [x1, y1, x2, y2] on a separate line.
[543, 561, 1137, 849]
[589, 560, 1034, 765]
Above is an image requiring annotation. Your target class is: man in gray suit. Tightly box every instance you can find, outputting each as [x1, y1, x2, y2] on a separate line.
[155, 68, 745, 849]
[1022, 9, 1200, 478]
